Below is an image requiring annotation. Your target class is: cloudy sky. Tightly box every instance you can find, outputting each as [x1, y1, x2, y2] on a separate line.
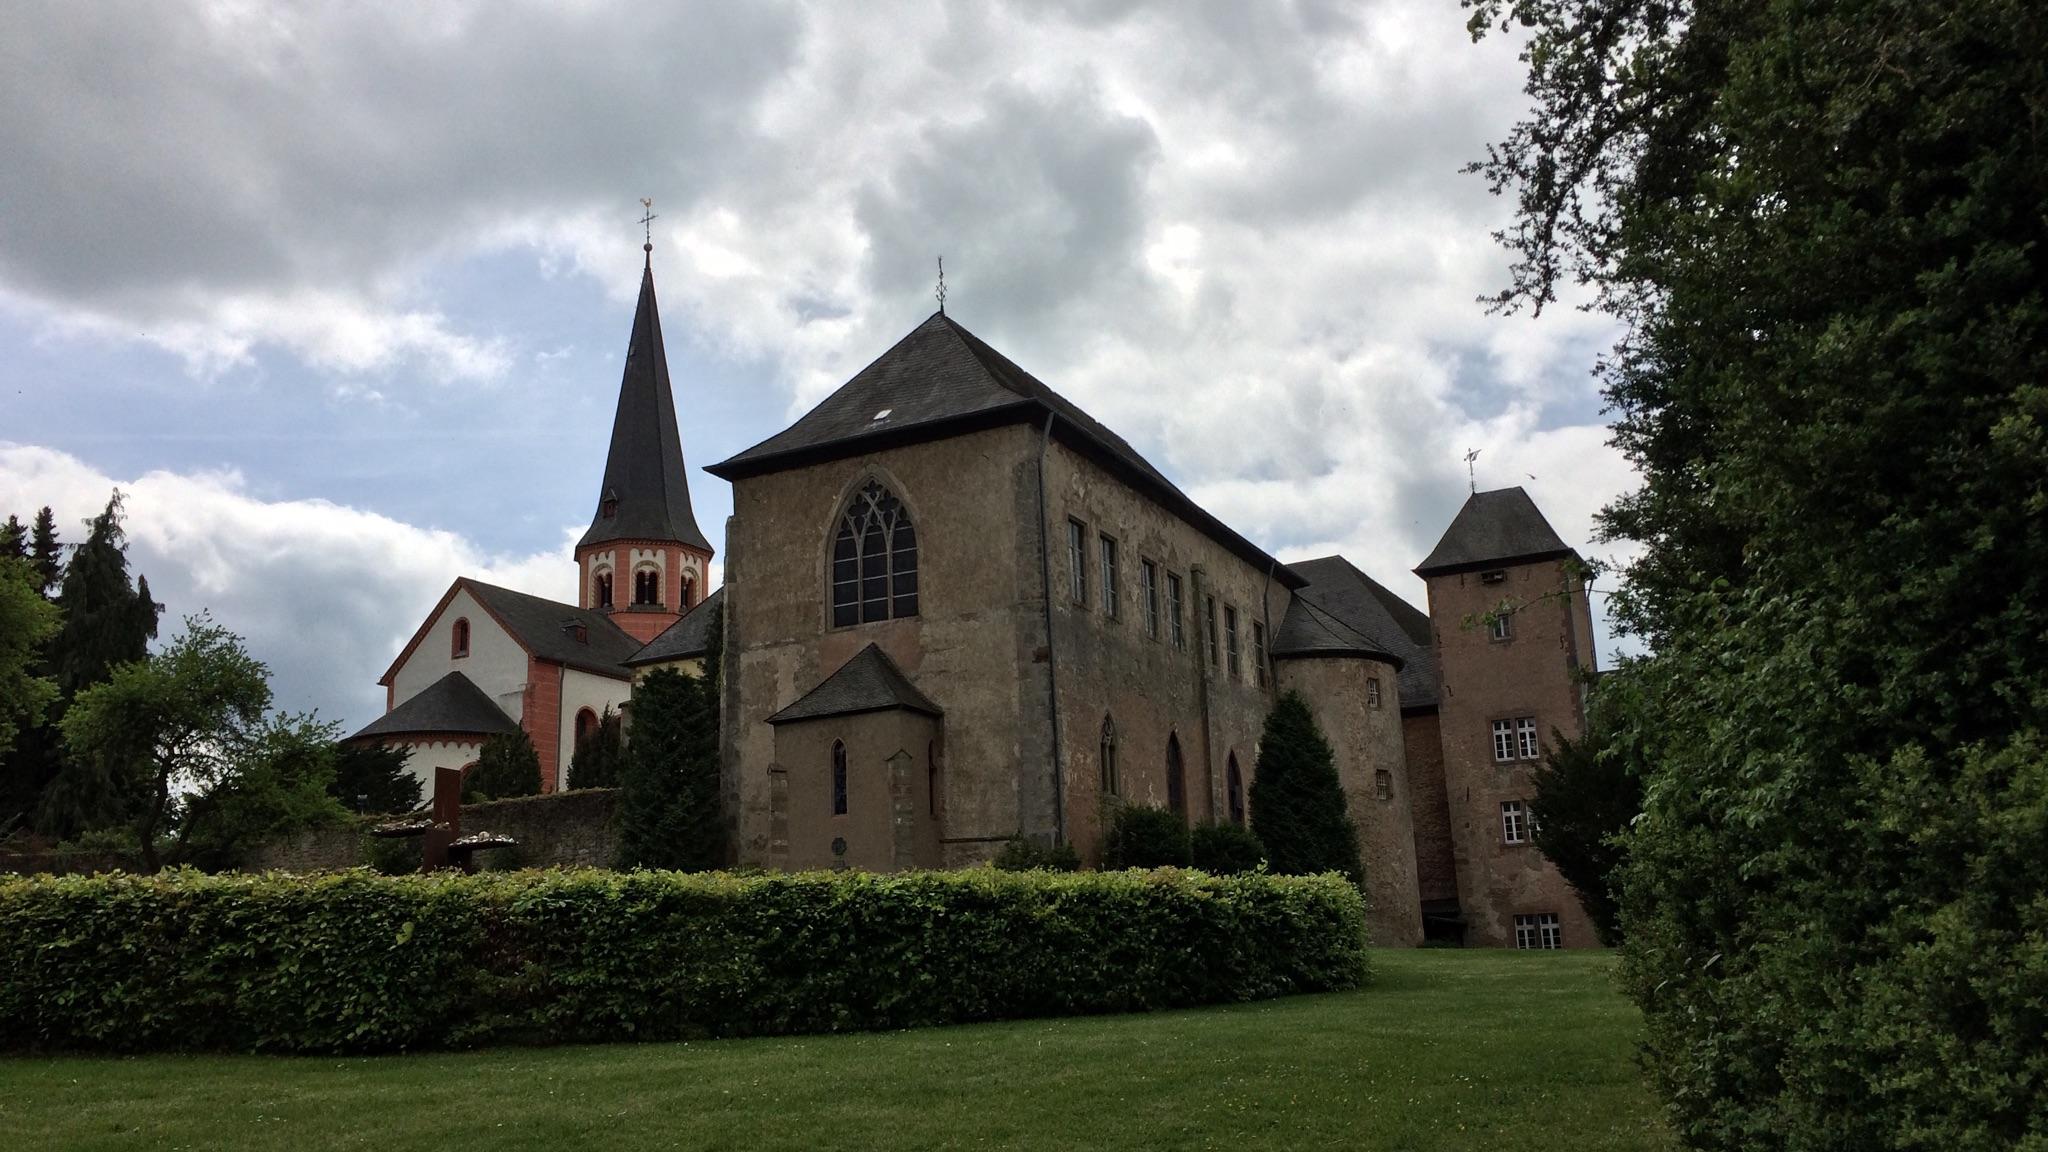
[0, 0, 1637, 734]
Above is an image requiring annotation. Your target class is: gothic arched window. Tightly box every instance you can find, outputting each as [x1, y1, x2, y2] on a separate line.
[1099, 715, 1119, 797]
[451, 618, 470, 659]
[1227, 754, 1246, 826]
[831, 740, 849, 816]
[1166, 733, 1186, 817]
[831, 480, 918, 627]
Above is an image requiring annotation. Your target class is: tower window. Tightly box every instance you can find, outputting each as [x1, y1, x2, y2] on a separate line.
[1099, 715, 1119, 797]
[1502, 799, 1528, 844]
[1490, 610, 1513, 641]
[831, 740, 848, 816]
[1517, 717, 1540, 760]
[633, 567, 661, 606]
[831, 480, 919, 626]
[450, 618, 470, 659]
[1367, 677, 1381, 708]
[1494, 716, 1540, 762]
[595, 570, 614, 610]
[681, 574, 696, 609]
[1375, 769, 1392, 801]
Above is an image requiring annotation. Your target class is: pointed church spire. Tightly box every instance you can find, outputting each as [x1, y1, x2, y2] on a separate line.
[578, 250, 711, 553]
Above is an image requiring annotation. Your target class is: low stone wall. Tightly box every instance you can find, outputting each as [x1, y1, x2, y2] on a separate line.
[247, 788, 621, 873]
[0, 789, 623, 877]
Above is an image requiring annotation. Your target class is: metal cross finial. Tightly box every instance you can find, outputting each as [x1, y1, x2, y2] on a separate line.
[639, 198, 658, 255]
[1464, 448, 1482, 493]
[935, 256, 946, 315]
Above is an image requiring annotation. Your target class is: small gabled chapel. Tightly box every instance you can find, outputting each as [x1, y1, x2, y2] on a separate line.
[351, 243, 1604, 950]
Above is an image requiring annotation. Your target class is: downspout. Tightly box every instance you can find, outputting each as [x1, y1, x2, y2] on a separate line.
[1035, 411, 1066, 846]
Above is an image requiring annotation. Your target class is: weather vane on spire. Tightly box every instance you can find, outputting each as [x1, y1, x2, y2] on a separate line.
[1464, 448, 1482, 493]
[935, 256, 946, 315]
[639, 198, 658, 257]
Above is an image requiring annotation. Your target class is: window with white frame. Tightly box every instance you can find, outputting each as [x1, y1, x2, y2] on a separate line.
[1494, 715, 1540, 761]
[1492, 718, 1516, 762]
[1517, 716, 1540, 760]
[1375, 769, 1392, 801]
[1489, 610, 1512, 641]
[1224, 605, 1240, 679]
[1515, 912, 1562, 950]
[1100, 534, 1120, 619]
[1141, 560, 1160, 639]
[1366, 677, 1381, 709]
[1501, 799, 1528, 844]
[1252, 620, 1267, 686]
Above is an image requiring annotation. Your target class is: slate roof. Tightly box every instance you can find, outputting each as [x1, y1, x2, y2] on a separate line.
[578, 259, 712, 553]
[707, 311, 1305, 589]
[625, 586, 724, 667]
[766, 643, 943, 725]
[1271, 596, 1402, 663]
[1284, 555, 1439, 710]
[1414, 487, 1574, 577]
[461, 579, 642, 679]
[348, 671, 519, 742]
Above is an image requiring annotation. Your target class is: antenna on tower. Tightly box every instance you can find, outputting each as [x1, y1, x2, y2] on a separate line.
[639, 198, 658, 261]
[935, 256, 947, 315]
[1464, 448, 1482, 493]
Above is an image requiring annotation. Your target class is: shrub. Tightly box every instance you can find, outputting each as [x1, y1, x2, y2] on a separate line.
[361, 833, 418, 876]
[1249, 691, 1361, 882]
[566, 706, 625, 791]
[1101, 804, 1190, 869]
[1190, 823, 1266, 874]
[463, 731, 541, 802]
[0, 867, 1369, 1053]
[991, 838, 1080, 872]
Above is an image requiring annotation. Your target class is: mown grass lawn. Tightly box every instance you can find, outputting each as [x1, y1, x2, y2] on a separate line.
[0, 948, 1671, 1152]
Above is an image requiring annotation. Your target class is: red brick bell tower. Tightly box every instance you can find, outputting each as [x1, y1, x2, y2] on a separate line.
[574, 242, 714, 644]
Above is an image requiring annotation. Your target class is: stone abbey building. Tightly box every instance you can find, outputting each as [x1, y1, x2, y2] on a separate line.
[354, 251, 1603, 949]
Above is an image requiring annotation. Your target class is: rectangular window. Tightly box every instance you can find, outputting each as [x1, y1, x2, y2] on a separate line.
[1493, 718, 1515, 763]
[1167, 573, 1185, 649]
[1375, 769, 1392, 801]
[1517, 717, 1540, 760]
[1141, 560, 1159, 639]
[1067, 519, 1087, 605]
[1225, 605, 1241, 680]
[1501, 799, 1527, 844]
[1490, 610, 1512, 641]
[1252, 620, 1267, 686]
[1516, 913, 1562, 950]
[1206, 596, 1219, 667]
[1367, 677, 1381, 708]
[1100, 535, 1120, 619]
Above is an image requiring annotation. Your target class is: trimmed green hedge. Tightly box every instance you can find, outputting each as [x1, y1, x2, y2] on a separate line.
[0, 867, 1367, 1053]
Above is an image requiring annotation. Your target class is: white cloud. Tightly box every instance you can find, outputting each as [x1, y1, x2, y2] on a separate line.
[0, 444, 584, 732]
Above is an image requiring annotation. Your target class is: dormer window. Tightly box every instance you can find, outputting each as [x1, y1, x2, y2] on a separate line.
[600, 489, 620, 520]
[450, 618, 470, 659]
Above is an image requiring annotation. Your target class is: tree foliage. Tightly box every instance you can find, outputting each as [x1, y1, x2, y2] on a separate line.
[462, 729, 541, 802]
[0, 558, 59, 768]
[566, 705, 626, 790]
[27, 507, 61, 597]
[1528, 672, 1644, 946]
[330, 742, 422, 815]
[55, 614, 271, 870]
[177, 714, 351, 871]
[1101, 803, 1191, 869]
[1248, 691, 1360, 883]
[614, 668, 721, 871]
[1472, 0, 2048, 1145]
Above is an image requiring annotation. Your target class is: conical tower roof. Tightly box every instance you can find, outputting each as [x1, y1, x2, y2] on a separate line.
[579, 257, 711, 552]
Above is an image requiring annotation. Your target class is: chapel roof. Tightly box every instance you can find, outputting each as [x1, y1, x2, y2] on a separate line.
[766, 643, 943, 725]
[459, 579, 643, 679]
[1414, 487, 1574, 577]
[707, 311, 1305, 589]
[577, 258, 712, 553]
[1284, 555, 1438, 709]
[348, 670, 519, 742]
[624, 586, 724, 667]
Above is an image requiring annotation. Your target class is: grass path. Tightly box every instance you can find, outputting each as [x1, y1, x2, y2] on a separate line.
[0, 949, 1672, 1151]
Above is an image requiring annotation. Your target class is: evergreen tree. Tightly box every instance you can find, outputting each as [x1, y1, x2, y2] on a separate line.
[1247, 691, 1359, 882]
[567, 705, 627, 789]
[52, 495, 160, 696]
[615, 668, 722, 871]
[1528, 682, 1643, 946]
[0, 515, 25, 563]
[27, 507, 61, 598]
[462, 729, 541, 801]
[330, 742, 423, 814]
[1474, 0, 2048, 1144]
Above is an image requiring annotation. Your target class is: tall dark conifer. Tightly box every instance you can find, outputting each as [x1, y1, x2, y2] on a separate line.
[614, 668, 722, 871]
[27, 507, 61, 598]
[0, 515, 26, 562]
[1248, 691, 1360, 883]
